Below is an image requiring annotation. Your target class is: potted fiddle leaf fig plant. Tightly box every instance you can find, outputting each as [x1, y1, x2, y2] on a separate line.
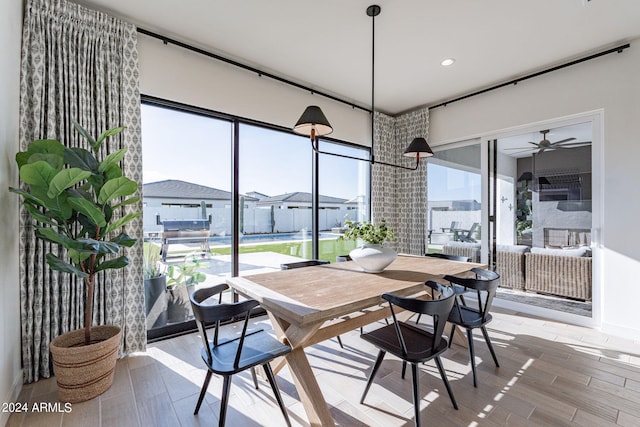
[341, 218, 398, 273]
[10, 122, 140, 403]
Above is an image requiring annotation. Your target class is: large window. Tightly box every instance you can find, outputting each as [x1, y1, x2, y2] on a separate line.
[141, 99, 370, 339]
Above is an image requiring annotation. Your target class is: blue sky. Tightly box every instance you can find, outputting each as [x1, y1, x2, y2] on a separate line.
[141, 104, 368, 200]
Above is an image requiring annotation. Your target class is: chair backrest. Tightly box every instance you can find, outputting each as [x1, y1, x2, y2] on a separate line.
[190, 284, 260, 367]
[444, 268, 500, 321]
[382, 283, 455, 353]
[280, 259, 329, 270]
[424, 252, 471, 262]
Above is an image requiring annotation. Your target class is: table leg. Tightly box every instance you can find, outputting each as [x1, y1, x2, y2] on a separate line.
[285, 347, 335, 427]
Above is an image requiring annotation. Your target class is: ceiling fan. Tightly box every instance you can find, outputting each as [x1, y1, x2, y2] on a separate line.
[506, 129, 591, 155]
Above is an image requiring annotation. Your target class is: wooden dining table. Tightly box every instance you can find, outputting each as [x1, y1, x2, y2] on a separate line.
[226, 254, 485, 427]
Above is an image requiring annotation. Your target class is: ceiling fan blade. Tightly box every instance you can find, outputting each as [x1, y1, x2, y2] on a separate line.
[510, 149, 536, 156]
[549, 137, 576, 146]
[557, 141, 592, 147]
[527, 141, 540, 147]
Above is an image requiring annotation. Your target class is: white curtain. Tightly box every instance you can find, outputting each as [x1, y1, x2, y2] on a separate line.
[18, 0, 144, 383]
[371, 107, 429, 255]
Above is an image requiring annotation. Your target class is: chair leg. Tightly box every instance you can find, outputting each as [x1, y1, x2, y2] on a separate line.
[250, 367, 259, 389]
[434, 356, 458, 410]
[360, 350, 386, 404]
[481, 326, 500, 367]
[194, 370, 213, 415]
[448, 324, 456, 348]
[410, 363, 421, 427]
[336, 335, 344, 349]
[415, 313, 422, 324]
[263, 363, 292, 427]
[218, 375, 232, 427]
[466, 328, 478, 388]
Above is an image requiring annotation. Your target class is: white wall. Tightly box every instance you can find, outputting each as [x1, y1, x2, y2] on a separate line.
[429, 40, 640, 339]
[0, 0, 24, 421]
[137, 35, 371, 147]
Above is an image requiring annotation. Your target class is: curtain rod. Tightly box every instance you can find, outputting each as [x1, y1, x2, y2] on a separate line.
[428, 43, 631, 110]
[136, 27, 371, 114]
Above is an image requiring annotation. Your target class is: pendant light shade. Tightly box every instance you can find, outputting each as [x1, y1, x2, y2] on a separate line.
[291, 5, 433, 170]
[403, 137, 433, 159]
[293, 105, 333, 137]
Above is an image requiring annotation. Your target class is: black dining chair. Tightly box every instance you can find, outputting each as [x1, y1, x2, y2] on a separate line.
[280, 259, 345, 348]
[445, 268, 501, 387]
[190, 284, 292, 427]
[415, 253, 472, 325]
[360, 282, 458, 427]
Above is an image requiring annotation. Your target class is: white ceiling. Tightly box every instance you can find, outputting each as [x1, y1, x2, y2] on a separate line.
[81, 0, 640, 115]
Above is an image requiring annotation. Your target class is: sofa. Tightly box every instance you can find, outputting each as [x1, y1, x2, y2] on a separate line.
[442, 242, 592, 301]
[441, 241, 481, 263]
[524, 247, 592, 301]
[495, 245, 528, 290]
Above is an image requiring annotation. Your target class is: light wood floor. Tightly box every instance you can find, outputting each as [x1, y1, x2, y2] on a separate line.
[7, 306, 640, 427]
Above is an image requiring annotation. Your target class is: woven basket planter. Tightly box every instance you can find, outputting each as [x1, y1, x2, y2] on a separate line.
[49, 325, 121, 403]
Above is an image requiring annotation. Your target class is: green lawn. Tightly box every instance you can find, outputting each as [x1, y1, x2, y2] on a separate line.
[209, 238, 358, 263]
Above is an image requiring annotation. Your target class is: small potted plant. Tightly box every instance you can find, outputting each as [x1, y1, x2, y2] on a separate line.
[143, 242, 167, 328]
[165, 253, 208, 323]
[341, 219, 397, 273]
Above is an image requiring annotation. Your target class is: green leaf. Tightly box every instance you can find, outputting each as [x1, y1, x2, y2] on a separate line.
[95, 240, 120, 255]
[68, 248, 92, 264]
[35, 227, 68, 245]
[47, 168, 92, 198]
[103, 212, 141, 235]
[64, 147, 99, 172]
[45, 253, 89, 278]
[98, 147, 127, 173]
[10, 187, 47, 208]
[23, 203, 56, 226]
[68, 198, 106, 227]
[97, 177, 137, 205]
[95, 256, 129, 272]
[28, 153, 64, 170]
[73, 121, 97, 150]
[96, 126, 126, 146]
[112, 196, 140, 210]
[104, 163, 123, 181]
[19, 161, 58, 189]
[16, 140, 65, 168]
[112, 233, 137, 248]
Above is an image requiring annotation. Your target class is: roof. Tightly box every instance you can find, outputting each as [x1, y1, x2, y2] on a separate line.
[256, 192, 349, 205]
[143, 180, 258, 201]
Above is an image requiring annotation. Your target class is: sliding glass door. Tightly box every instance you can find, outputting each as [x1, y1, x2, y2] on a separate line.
[428, 119, 594, 320]
[141, 99, 372, 339]
[494, 122, 593, 317]
[426, 142, 483, 259]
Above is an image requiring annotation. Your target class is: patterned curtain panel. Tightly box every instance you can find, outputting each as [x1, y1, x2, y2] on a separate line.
[19, 0, 144, 383]
[372, 107, 429, 255]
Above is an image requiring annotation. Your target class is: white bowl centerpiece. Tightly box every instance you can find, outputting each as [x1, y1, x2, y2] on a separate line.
[342, 219, 397, 273]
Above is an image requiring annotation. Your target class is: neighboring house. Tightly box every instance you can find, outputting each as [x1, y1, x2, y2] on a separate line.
[255, 192, 353, 210]
[246, 191, 269, 200]
[143, 179, 259, 209]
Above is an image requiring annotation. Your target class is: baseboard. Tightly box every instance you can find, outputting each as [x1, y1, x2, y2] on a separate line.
[1, 369, 23, 426]
[601, 321, 640, 341]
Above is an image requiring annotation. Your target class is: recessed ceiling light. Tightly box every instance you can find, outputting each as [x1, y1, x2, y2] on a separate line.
[441, 58, 455, 67]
